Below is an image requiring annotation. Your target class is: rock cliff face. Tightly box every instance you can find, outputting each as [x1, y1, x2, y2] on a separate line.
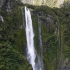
[0, 0, 5, 8]
[0, 0, 69, 8]
[21, 0, 69, 8]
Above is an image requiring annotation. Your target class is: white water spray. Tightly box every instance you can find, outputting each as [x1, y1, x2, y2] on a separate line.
[25, 6, 36, 70]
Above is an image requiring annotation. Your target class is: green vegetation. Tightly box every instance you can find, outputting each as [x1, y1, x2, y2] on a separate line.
[0, 0, 70, 70]
[0, 0, 31, 70]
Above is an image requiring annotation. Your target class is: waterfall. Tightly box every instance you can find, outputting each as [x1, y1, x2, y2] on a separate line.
[25, 6, 44, 70]
[38, 15, 44, 70]
[38, 15, 43, 59]
[25, 6, 36, 70]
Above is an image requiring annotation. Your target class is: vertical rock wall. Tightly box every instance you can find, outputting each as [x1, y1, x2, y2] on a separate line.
[21, 0, 69, 8]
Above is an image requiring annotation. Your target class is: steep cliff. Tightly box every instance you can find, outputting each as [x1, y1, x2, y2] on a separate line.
[0, 0, 70, 70]
[0, 0, 69, 8]
[0, 0, 31, 70]
[21, 0, 69, 8]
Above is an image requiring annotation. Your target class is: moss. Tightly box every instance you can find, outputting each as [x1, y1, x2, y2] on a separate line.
[31, 13, 40, 54]
[1, 0, 70, 70]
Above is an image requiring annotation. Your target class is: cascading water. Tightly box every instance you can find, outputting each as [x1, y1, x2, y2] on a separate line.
[38, 15, 44, 70]
[25, 6, 36, 70]
[25, 6, 44, 70]
[38, 15, 43, 59]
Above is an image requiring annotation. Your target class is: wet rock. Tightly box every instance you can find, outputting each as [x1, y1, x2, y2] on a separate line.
[0, 15, 4, 22]
[19, 25, 23, 29]
[62, 58, 69, 70]
[62, 66, 69, 70]
[37, 13, 54, 33]
[0, 0, 6, 8]
[6, 1, 12, 13]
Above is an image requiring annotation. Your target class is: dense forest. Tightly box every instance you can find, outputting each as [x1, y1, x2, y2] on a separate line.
[0, 0, 70, 70]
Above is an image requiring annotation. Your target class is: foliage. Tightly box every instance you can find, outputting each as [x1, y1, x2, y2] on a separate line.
[1, 0, 70, 70]
[0, 0, 31, 70]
